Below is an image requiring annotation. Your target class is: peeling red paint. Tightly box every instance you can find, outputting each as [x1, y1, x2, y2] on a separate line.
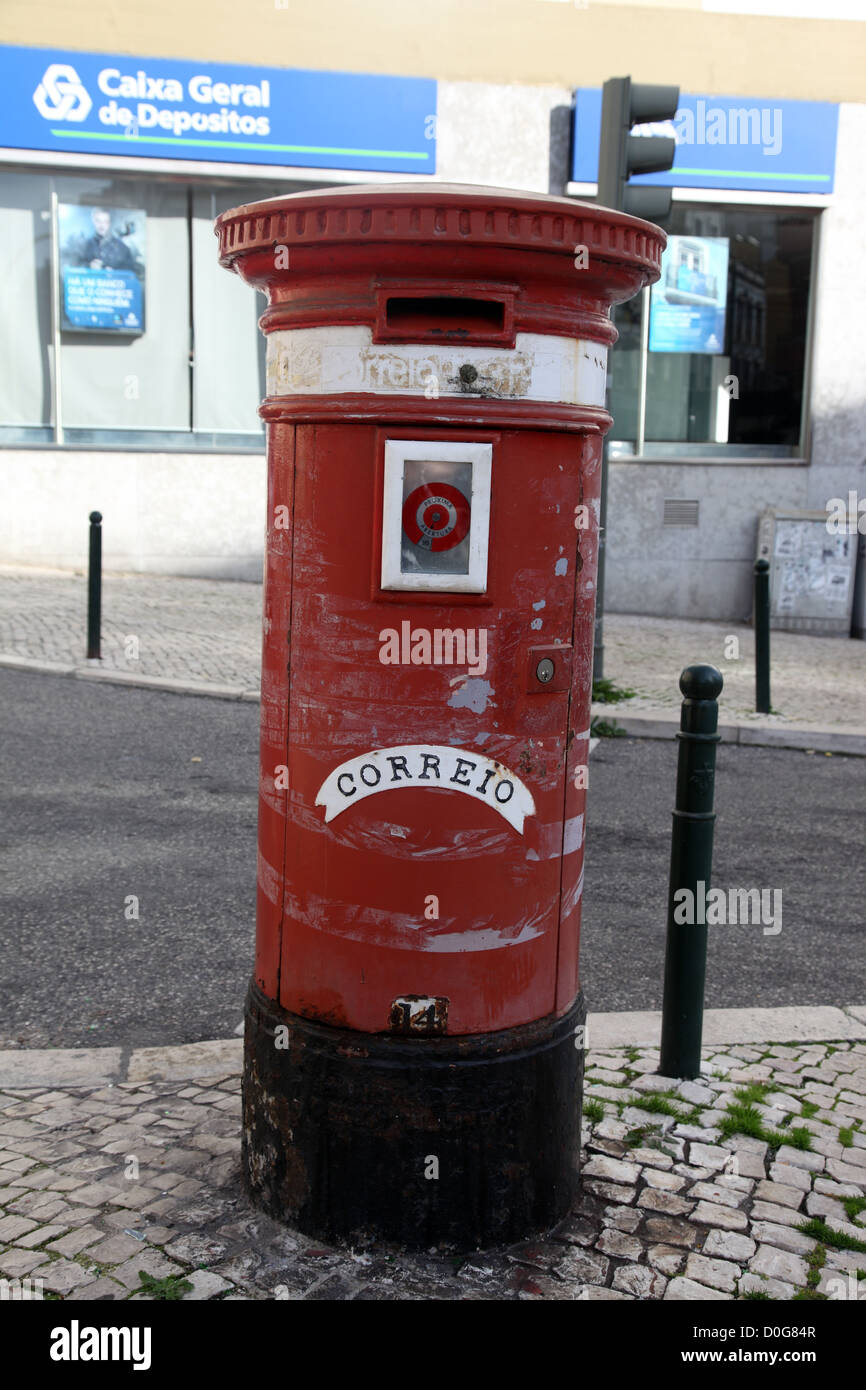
[219, 185, 665, 1038]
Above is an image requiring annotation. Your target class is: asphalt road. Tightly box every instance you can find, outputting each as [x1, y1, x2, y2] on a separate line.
[0, 669, 863, 1049]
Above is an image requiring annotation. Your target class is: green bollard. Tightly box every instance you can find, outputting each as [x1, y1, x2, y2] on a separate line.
[87, 510, 102, 662]
[659, 664, 723, 1080]
[754, 557, 771, 715]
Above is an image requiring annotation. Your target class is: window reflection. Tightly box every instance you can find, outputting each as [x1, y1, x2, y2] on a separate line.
[608, 203, 815, 456]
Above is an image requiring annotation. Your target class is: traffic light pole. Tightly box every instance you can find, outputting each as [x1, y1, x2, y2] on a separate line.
[592, 76, 679, 686]
[593, 436, 609, 683]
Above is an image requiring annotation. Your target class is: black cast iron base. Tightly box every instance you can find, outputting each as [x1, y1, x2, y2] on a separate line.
[241, 979, 585, 1250]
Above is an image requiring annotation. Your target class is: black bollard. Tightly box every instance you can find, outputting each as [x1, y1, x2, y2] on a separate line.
[659, 664, 723, 1080]
[87, 511, 102, 661]
[754, 557, 771, 715]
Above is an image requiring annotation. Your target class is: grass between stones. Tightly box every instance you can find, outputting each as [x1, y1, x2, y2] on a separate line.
[623, 1123, 675, 1155]
[581, 1043, 864, 1302]
[718, 1082, 813, 1152]
[591, 678, 636, 704]
[733, 1081, 775, 1106]
[718, 1101, 812, 1152]
[626, 1094, 684, 1120]
[583, 1098, 604, 1125]
[136, 1271, 194, 1300]
[794, 1243, 828, 1301]
[590, 716, 626, 739]
[796, 1218, 866, 1254]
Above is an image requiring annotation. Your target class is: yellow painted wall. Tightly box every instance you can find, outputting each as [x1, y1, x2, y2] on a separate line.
[1, 0, 864, 103]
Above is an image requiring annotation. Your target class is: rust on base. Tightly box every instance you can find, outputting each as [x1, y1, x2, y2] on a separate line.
[242, 979, 585, 1251]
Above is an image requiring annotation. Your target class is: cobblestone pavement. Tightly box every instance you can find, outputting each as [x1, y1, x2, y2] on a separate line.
[2, 1039, 864, 1301]
[0, 568, 262, 693]
[1, 568, 864, 730]
[603, 613, 866, 729]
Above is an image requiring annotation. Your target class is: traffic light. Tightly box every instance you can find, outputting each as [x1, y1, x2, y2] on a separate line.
[597, 77, 680, 221]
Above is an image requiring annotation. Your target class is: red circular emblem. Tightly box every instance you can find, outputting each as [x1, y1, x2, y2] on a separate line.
[402, 483, 471, 553]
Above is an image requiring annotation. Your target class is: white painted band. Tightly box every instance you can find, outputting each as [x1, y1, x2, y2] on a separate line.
[266, 325, 608, 407]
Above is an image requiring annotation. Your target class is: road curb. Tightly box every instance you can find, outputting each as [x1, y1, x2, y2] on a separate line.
[590, 1004, 866, 1049]
[593, 705, 866, 756]
[0, 654, 260, 702]
[1, 1007, 864, 1089]
[3, 656, 865, 751]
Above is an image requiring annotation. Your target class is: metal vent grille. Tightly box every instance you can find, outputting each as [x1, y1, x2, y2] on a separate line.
[663, 499, 700, 527]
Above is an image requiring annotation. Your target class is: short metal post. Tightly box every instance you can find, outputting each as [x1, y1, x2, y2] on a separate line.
[659, 664, 723, 1080]
[755, 558, 771, 715]
[592, 435, 609, 684]
[87, 511, 102, 661]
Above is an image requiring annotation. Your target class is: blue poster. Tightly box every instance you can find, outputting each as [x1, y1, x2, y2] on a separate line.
[649, 236, 730, 354]
[0, 44, 436, 175]
[59, 205, 146, 333]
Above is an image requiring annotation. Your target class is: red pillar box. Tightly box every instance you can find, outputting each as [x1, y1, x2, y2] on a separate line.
[215, 185, 664, 1249]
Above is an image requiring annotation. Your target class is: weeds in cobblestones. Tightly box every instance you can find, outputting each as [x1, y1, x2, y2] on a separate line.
[795, 1247, 829, 1301]
[583, 1099, 604, 1124]
[838, 1126, 855, 1148]
[627, 1093, 689, 1120]
[841, 1196, 866, 1226]
[136, 1271, 194, 1300]
[73, 1253, 113, 1278]
[800, 1101, 819, 1119]
[720, 1102, 764, 1141]
[796, 1219, 866, 1254]
[732, 1081, 774, 1106]
[590, 716, 626, 739]
[623, 1123, 676, 1156]
[592, 678, 636, 704]
[741, 1290, 770, 1299]
[782, 1126, 813, 1151]
[720, 1098, 813, 1153]
[806, 1243, 826, 1290]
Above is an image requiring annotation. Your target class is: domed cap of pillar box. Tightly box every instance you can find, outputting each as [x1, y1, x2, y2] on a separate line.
[214, 182, 665, 348]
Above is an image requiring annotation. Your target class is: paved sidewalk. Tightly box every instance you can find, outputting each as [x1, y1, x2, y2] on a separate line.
[2, 1012, 865, 1302]
[1, 567, 864, 749]
[597, 613, 866, 754]
[0, 567, 262, 698]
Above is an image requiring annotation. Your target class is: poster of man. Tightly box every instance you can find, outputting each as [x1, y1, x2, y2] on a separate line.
[648, 235, 730, 355]
[58, 205, 146, 334]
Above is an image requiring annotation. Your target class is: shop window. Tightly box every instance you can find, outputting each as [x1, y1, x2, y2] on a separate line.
[608, 203, 816, 459]
[0, 172, 53, 431]
[54, 174, 191, 432]
[0, 169, 316, 448]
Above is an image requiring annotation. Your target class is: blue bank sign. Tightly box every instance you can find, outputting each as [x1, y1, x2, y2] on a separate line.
[573, 89, 837, 195]
[0, 44, 436, 174]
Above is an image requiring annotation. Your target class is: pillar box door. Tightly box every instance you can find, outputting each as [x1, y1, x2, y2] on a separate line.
[216, 184, 664, 1249]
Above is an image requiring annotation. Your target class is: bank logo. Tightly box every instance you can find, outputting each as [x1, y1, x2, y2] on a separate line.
[33, 64, 92, 122]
